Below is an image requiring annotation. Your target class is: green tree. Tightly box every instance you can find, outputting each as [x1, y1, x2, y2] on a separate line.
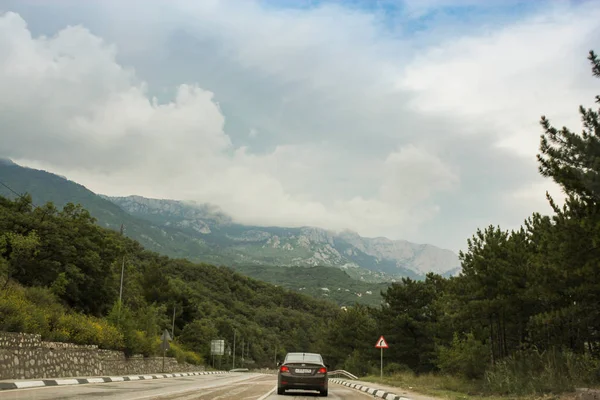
[324, 304, 377, 374]
[437, 332, 490, 379]
[0, 194, 341, 366]
[531, 49, 600, 355]
[377, 274, 446, 373]
[455, 226, 534, 363]
[537, 50, 600, 201]
[0, 230, 40, 289]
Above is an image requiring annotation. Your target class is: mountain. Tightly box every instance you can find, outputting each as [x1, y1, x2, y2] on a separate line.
[231, 265, 390, 307]
[0, 159, 220, 263]
[0, 159, 462, 287]
[104, 194, 461, 280]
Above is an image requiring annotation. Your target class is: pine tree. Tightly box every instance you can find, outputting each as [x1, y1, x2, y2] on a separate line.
[537, 50, 600, 201]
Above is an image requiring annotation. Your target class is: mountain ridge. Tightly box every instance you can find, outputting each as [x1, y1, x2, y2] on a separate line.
[105, 195, 461, 280]
[0, 159, 462, 283]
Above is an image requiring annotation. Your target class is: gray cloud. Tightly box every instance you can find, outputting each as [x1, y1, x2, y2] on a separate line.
[1, 0, 598, 252]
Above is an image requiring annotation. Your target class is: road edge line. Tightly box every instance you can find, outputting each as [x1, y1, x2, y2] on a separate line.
[0, 371, 231, 391]
[256, 384, 277, 400]
[330, 378, 412, 400]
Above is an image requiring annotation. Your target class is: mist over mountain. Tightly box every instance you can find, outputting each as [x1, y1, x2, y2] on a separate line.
[105, 195, 461, 281]
[0, 160, 461, 285]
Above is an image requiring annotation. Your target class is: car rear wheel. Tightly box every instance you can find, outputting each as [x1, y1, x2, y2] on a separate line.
[277, 386, 285, 395]
[319, 389, 328, 396]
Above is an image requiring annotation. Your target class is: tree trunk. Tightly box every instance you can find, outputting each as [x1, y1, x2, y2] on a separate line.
[490, 315, 496, 364]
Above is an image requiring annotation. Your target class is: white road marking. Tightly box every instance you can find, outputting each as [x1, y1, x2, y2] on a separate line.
[256, 385, 277, 400]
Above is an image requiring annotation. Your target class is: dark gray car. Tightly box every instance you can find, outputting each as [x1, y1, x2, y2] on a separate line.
[277, 352, 328, 396]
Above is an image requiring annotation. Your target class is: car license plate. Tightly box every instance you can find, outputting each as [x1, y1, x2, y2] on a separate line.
[295, 368, 312, 374]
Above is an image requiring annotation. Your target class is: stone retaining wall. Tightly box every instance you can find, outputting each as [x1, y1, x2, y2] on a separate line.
[576, 388, 600, 400]
[0, 331, 205, 380]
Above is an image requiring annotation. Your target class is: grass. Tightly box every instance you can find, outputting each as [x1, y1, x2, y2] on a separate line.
[356, 347, 600, 400]
[360, 372, 578, 400]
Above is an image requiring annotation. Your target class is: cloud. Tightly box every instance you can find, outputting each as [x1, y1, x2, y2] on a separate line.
[1, 0, 599, 253]
[380, 145, 459, 205]
[400, 0, 600, 157]
[0, 9, 455, 238]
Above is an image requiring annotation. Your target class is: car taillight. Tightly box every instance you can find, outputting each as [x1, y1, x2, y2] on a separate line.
[280, 366, 289, 372]
[317, 367, 327, 374]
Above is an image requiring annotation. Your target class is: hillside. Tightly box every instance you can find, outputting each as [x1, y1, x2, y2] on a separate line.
[0, 161, 390, 305]
[0, 160, 259, 265]
[0, 193, 340, 368]
[231, 265, 390, 307]
[0, 160, 461, 286]
[106, 195, 461, 280]
[0, 159, 209, 261]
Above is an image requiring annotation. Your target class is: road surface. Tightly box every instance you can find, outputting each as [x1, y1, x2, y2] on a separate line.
[262, 386, 373, 399]
[0, 373, 372, 400]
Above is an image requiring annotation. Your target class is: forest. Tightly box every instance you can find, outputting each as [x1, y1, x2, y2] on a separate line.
[324, 50, 600, 395]
[0, 50, 598, 395]
[0, 193, 340, 368]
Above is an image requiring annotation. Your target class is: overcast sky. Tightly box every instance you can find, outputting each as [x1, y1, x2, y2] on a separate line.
[1, 0, 598, 253]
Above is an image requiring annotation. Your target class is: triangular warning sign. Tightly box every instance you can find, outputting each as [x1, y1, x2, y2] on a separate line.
[160, 329, 172, 342]
[375, 335, 389, 349]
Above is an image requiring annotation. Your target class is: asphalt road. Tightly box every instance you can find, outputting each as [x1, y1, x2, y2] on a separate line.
[263, 386, 374, 399]
[0, 374, 372, 400]
[0, 373, 270, 400]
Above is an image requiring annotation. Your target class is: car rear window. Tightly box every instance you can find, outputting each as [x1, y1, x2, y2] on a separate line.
[285, 353, 323, 363]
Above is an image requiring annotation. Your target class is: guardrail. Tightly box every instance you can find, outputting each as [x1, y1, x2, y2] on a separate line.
[249, 368, 358, 379]
[329, 370, 358, 380]
[250, 368, 277, 375]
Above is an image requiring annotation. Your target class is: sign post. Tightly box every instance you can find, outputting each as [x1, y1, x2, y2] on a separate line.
[211, 339, 225, 369]
[160, 329, 172, 373]
[375, 335, 389, 379]
[211, 339, 225, 356]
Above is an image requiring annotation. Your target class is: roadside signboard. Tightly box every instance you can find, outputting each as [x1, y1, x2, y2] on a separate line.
[211, 339, 225, 356]
[161, 329, 172, 372]
[375, 335, 389, 378]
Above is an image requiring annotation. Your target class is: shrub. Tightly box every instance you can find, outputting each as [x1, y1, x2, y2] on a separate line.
[0, 284, 55, 336]
[343, 349, 372, 376]
[0, 283, 124, 350]
[53, 313, 124, 349]
[384, 362, 413, 375]
[167, 341, 204, 365]
[436, 332, 490, 379]
[184, 350, 203, 365]
[484, 347, 600, 395]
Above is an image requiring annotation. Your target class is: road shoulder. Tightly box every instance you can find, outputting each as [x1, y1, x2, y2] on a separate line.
[0, 371, 229, 391]
[332, 378, 442, 400]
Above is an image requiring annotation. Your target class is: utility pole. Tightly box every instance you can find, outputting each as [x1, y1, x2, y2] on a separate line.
[119, 255, 125, 304]
[232, 330, 236, 369]
[118, 223, 125, 322]
[118, 255, 125, 323]
[241, 338, 244, 366]
[171, 305, 176, 339]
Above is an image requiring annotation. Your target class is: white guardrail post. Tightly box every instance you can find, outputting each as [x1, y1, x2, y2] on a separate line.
[329, 370, 358, 380]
